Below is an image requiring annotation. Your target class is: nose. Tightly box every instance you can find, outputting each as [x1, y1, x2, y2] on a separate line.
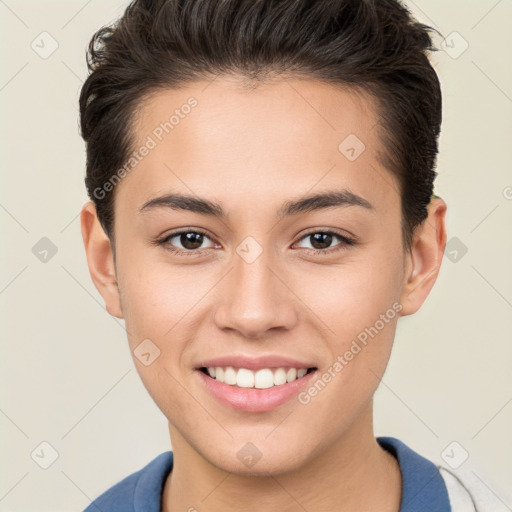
[213, 249, 298, 339]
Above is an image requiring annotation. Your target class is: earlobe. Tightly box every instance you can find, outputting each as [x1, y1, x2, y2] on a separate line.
[80, 201, 124, 319]
[399, 197, 447, 316]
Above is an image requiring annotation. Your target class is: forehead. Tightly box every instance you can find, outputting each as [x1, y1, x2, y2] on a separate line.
[119, 76, 399, 217]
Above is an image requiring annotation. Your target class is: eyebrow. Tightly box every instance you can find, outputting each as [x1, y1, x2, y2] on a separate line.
[139, 189, 375, 219]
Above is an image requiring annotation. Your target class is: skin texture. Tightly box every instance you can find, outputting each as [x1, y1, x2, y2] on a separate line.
[81, 75, 447, 511]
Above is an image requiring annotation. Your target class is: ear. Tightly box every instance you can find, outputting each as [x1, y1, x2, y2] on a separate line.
[399, 197, 447, 316]
[80, 201, 123, 319]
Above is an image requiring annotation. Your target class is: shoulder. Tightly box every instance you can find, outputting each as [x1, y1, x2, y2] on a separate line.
[377, 437, 502, 512]
[438, 466, 508, 512]
[438, 467, 478, 511]
[83, 451, 174, 512]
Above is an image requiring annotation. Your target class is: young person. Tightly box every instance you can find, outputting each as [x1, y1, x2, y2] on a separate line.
[79, 0, 485, 510]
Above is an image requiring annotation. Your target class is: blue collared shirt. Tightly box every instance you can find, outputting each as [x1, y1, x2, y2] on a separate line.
[84, 436, 452, 511]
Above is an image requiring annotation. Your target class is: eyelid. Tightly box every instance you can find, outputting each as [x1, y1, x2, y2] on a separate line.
[296, 227, 355, 243]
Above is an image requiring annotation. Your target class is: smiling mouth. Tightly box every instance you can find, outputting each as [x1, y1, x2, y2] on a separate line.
[199, 366, 317, 389]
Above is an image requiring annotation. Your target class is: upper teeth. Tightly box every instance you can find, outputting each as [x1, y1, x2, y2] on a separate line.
[206, 366, 309, 389]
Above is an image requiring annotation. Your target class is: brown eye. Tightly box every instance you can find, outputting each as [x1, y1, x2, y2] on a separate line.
[177, 232, 205, 250]
[295, 230, 356, 254]
[309, 232, 334, 250]
[159, 229, 216, 254]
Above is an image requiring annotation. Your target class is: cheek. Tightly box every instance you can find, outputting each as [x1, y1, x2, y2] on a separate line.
[115, 260, 201, 413]
[296, 245, 403, 341]
[290, 243, 403, 404]
[294, 261, 402, 431]
[117, 255, 210, 344]
[115, 254, 220, 402]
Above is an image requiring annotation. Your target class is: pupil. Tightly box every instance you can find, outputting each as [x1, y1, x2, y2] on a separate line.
[182, 232, 203, 250]
[311, 233, 332, 249]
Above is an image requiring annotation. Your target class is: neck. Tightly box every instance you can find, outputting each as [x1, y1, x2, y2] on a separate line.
[162, 402, 402, 512]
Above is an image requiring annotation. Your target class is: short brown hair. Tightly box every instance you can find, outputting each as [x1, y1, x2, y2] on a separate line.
[79, 0, 442, 251]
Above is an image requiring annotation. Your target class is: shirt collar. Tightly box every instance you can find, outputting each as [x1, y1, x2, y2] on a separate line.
[377, 436, 451, 512]
[132, 437, 451, 512]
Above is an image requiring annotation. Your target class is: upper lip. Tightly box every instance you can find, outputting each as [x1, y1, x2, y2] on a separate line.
[196, 355, 317, 371]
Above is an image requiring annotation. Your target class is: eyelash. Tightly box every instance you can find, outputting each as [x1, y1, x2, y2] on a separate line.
[154, 228, 357, 257]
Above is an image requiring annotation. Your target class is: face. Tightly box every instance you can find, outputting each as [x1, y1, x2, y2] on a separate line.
[87, 75, 433, 475]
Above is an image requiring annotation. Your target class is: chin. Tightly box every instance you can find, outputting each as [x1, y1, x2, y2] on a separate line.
[213, 450, 307, 477]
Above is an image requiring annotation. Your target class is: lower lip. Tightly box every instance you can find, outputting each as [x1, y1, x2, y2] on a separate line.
[196, 369, 317, 412]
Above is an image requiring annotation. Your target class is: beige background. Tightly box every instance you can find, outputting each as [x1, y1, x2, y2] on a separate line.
[1, 1, 511, 510]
